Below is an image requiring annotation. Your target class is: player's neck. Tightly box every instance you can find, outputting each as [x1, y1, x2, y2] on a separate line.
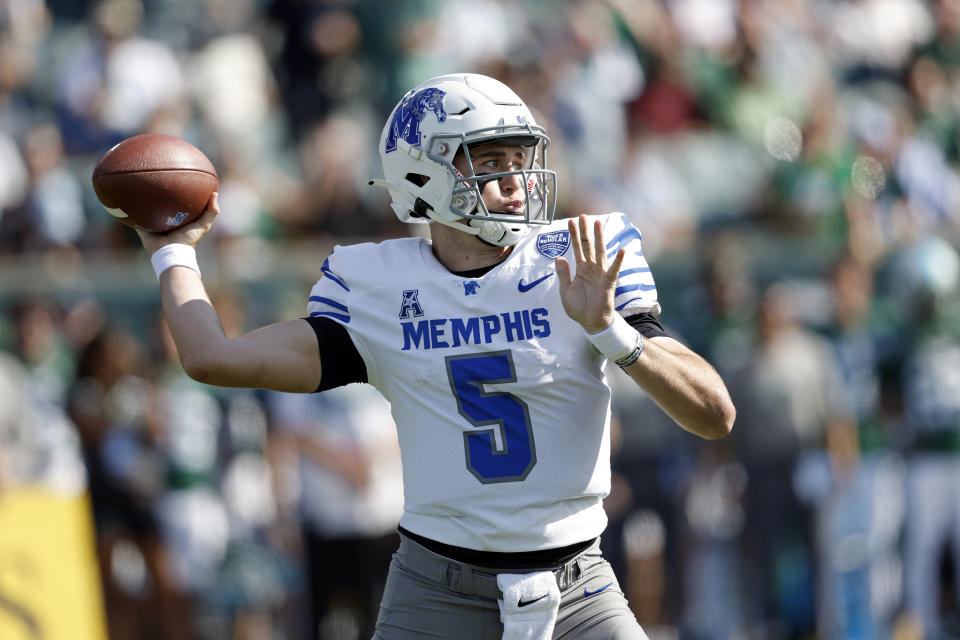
[429, 222, 512, 272]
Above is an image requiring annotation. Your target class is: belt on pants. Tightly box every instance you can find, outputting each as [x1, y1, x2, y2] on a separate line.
[396, 532, 595, 600]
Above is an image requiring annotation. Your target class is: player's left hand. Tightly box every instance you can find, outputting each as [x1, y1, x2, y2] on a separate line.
[555, 214, 625, 334]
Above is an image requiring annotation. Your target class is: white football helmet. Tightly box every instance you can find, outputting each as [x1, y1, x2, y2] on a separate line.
[370, 73, 557, 246]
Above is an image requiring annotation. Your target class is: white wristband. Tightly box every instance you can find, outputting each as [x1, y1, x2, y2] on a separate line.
[585, 314, 643, 366]
[150, 243, 200, 280]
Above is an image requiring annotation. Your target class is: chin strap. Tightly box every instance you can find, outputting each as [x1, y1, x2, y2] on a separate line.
[370, 177, 486, 235]
[372, 175, 526, 246]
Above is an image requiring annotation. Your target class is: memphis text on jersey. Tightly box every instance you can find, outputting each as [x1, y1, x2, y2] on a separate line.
[399, 289, 551, 350]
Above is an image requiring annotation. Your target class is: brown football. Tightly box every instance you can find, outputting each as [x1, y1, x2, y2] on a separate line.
[92, 133, 219, 232]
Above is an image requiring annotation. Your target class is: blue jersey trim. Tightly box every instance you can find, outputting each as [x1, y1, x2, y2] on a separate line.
[309, 311, 351, 323]
[617, 267, 651, 279]
[321, 258, 350, 292]
[309, 295, 349, 313]
[605, 227, 642, 251]
[608, 247, 645, 260]
[616, 296, 651, 311]
[615, 283, 656, 297]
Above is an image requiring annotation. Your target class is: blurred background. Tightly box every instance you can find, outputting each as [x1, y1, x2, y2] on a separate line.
[1, 0, 960, 639]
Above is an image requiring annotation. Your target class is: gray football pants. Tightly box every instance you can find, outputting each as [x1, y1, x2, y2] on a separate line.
[372, 533, 648, 639]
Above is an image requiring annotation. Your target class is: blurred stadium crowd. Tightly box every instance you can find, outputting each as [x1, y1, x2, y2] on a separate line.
[1, 0, 960, 639]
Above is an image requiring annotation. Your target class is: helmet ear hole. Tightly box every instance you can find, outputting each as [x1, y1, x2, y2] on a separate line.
[405, 173, 431, 186]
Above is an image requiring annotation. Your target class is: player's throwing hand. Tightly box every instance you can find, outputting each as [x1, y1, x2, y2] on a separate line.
[135, 192, 220, 255]
[556, 214, 626, 334]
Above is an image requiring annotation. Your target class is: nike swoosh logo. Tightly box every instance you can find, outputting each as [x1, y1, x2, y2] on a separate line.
[517, 593, 549, 607]
[518, 273, 553, 292]
[584, 582, 613, 597]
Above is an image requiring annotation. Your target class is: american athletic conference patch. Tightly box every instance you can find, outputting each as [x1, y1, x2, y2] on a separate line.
[536, 230, 570, 258]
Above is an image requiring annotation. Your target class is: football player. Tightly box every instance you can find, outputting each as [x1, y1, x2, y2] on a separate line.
[138, 73, 735, 640]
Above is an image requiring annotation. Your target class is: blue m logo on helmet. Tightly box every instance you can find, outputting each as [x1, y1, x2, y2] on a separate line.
[385, 88, 447, 153]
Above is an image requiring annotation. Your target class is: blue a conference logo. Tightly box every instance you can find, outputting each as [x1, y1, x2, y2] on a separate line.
[399, 289, 424, 318]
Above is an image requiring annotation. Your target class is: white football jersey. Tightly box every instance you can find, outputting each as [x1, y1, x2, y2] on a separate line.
[307, 213, 659, 552]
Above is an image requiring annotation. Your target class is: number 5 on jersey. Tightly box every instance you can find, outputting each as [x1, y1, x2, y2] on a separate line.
[445, 351, 537, 483]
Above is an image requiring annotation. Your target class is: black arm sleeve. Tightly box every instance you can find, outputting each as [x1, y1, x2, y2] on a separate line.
[302, 316, 368, 392]
[625, 312, 669, 339]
